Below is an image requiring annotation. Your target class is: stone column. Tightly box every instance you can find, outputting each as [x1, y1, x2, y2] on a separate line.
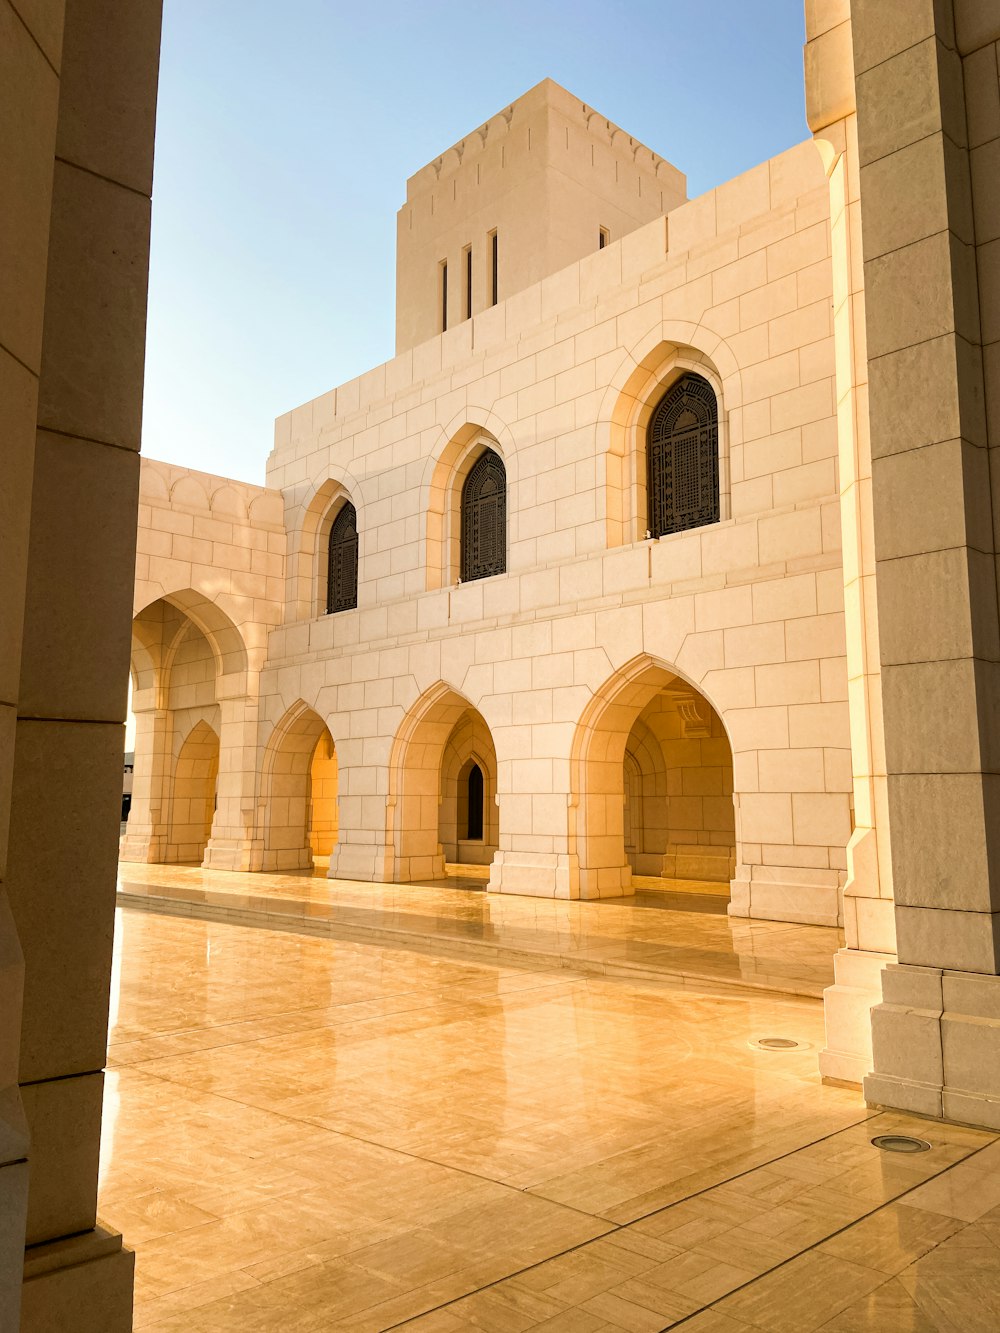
[804, 0, 899, 1083]
[850, 0, 1000, 1128]
[0, 0, 55, 1320]
[1, 1, 163, 1326]
[203, 693, 260, 871]
[118, 702, 172, 864]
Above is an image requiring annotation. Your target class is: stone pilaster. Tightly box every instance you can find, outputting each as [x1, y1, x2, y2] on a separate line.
[805, 0, 899, 1084]
[851, 0, 1000, 1127]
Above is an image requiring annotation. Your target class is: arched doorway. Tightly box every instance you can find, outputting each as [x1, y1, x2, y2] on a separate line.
[123, 592, 247, 866]
[624, 690, 734, 885]
[439, 711, 498, 866]
[166, 720, 220, 863]
[257, 703, 338, 872]
[388, 683, 499, 882]
[571, 655, 737, 900]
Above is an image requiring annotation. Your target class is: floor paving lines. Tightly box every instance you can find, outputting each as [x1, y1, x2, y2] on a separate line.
[392, 1118, 998, 1332]
[103, 907, 1000, 1330]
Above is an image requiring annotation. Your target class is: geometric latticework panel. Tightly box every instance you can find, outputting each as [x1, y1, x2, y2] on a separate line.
[326, 501, 359, 613]
[647, 373, 719, 538]
[460, 449, 506, 582]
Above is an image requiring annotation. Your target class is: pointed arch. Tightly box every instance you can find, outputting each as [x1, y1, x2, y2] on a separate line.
[386, 682, 500, 880]
[165, 719, 220, 864]
[256, 701, 338, 872]
[421, 411, 516, 590]
[130, 592, 248, 705]
[569, 654, 738, 898]
[598, 331, 738, 548]
[285, 471, 363, 621]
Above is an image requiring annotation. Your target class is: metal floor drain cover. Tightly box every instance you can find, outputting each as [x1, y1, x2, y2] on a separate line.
[749, 1037, 811, 1051]
[871, 1134, 932, 1154]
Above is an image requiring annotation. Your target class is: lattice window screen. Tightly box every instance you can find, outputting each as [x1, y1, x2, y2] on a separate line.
[326, 502, 359, 613]
[460, 450, 506, 582]
[647, 374, 720, 538]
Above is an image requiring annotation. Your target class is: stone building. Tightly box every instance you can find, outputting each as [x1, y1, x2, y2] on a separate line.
[4, 1, 1000, 1328]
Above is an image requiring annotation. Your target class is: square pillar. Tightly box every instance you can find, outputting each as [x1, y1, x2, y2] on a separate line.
[852, 0, 1000, 1127]
[0, 0, 163, 1325]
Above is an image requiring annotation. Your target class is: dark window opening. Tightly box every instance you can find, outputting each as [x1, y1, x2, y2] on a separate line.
[599, 226, 609, 249]
[460, 449, 506, 582]
[441, 260, 448, 332]
[464, 245, 473, 320]
[490, 230, 498, 306]
[326, 501, 359, 613]
[647, 373, 720, 538]
[466, 764, 484, 839]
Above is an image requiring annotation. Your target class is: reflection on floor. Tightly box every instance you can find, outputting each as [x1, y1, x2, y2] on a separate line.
[100, 907, 1000, 1331]
[628, 873, 731, 916]
[117, 862, 839, 999]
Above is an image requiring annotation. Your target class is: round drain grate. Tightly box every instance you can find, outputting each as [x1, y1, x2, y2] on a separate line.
[749, 1037, 811, 1052]
[871, 1134, 932, 1154]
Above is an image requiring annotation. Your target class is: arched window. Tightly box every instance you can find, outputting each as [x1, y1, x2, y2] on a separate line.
[647, 373, 719, 538]
[466, 763, 484, 839]
[460, 449, 506, 582]
[326, 502, 358, 614]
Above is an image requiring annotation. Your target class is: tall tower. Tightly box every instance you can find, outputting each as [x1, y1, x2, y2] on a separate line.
[395, 79, 686, 353]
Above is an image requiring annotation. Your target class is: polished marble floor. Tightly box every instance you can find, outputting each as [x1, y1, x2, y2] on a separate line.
[116, 864, 840, 998]
[100, 904, 1000, 1330]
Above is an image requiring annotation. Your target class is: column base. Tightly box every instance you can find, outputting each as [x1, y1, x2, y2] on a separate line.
[489, 851, 585, 898]
[253, 847, 314, 873]
[202, 837, 255, 872]
[21, 1227, 134, 1332]
[118, 829, 165, 863]
[729, 865, 843, 926]
[819, 948, 894, 1085]
[864, 962, 1000, 1131]
[327, 840, 393, 883]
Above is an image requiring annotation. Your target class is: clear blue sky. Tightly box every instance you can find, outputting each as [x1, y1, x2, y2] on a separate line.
[142, 0, 808, 485]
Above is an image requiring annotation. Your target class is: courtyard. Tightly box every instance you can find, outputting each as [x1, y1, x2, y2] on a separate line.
[101, 887, 1000, 1331]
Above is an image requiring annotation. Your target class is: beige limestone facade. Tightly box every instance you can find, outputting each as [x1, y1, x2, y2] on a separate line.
[128, 113, 856, 917]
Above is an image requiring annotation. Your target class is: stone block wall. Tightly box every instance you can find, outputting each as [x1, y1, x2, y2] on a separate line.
[254, 134, 853, 923]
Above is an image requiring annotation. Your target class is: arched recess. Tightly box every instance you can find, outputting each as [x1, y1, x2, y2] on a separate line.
[439, 713, 499, 865]
[570, 654, 737, 899]
[386, 682, 500, 881]
[131, 589, 249, 694]
[165, 720, 220, 863]
[285, 472, 362, 622]
[123, 592, 248, 866]
[422, 412, 515, 590]
[599, 333, 738, 548]
[256, 701, 338, 872]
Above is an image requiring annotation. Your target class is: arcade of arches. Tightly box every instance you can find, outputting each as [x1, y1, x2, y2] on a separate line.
[123, 631, 739, 904]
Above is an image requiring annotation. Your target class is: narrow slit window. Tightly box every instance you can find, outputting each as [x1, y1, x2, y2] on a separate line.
[599, 226, 610, 250]
[464, 245, 473, 320]
[467, 764, 484, 839]
[490, 230, 498, 306]
[440, 260, 448, 332]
